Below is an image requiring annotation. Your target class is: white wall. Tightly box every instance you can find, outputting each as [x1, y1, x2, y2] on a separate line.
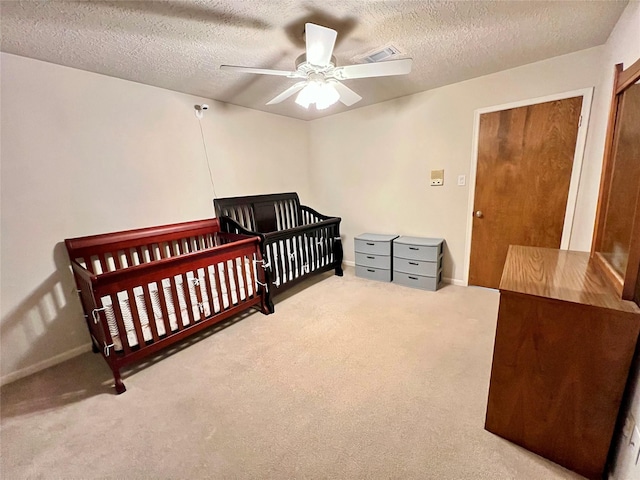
[308, 46, 605, 282]
[0, 53, 309, 384]
[602, 2, 640, 479]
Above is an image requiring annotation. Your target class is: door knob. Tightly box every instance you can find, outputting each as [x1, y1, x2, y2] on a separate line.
[475, 210, 484, 218]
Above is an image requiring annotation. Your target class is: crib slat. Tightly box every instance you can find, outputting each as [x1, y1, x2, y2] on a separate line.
[237, 257, 248, 302]
[295, 234, 303, 277]
[278, 240, 288, 286]
[134, 246, 144, 265]
[123, 249, 134, 268]
[110, 293, 131, 355]
[212, 264, 225, 313]
[95, 297, 116, 349]
[247, 254, 256, 299]
[180, 273, 196, 326]
[126, 288, 146, 348]
[287, 200, 294, 228]
[98, 254, 108, 274]
[229, 259, 241, 306]
[314, 230, 321, 270]
[156, 281, 172, 336]
[221, 261, 233, 309]
[168, 277, 183, 331]
[239, 256, 249, 300]
[271, 243, 280, 287]
[202, 265, 216, 316]
[193, 270, 204, 321]
[323, 227, 330, 266]
[146, 245, 155, 262]
[324, 228, 330, 265]
[293, 236, 299, 278]
[112, 252, 123, 270]
[329, 226, 335, 263]
[141, 285, 159, 342]
[301, 233, 310, 275]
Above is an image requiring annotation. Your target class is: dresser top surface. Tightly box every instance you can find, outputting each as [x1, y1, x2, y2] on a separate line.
[355, 233, 398, 242]
[394, 236, 444, 247]
[500, 246, 640, 313]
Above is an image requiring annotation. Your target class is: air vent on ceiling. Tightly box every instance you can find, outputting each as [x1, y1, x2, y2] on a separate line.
[359, 44, 402, 63]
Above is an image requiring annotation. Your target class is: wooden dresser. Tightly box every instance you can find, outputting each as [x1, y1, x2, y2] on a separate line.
[485, 246, 640, 479]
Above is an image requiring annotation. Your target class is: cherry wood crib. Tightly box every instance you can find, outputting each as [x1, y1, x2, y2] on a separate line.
[214, 193, 343, 313]
[65, 218, 269, 394]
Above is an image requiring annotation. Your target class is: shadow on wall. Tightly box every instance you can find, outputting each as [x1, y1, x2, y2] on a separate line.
[0, 241, 258, 416]
[0, 242, 116, 413]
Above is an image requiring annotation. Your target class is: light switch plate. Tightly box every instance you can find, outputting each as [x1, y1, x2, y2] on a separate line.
[457, 175, 466, 186]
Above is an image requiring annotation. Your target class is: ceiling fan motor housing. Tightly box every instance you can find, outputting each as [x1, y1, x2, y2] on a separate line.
[295, 53, 337, 74]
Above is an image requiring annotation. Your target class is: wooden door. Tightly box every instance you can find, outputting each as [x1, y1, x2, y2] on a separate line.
[469, 97, 583, 289]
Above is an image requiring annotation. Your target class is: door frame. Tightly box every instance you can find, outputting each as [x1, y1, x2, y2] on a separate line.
[463, 87, 594, 286]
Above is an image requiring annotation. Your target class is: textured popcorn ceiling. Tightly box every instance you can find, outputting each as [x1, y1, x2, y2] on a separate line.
[0, 0, 628, 120]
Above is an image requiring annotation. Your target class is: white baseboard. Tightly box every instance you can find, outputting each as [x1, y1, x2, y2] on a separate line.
[343, 261, 466, 286]
[1, 343, 92, 387]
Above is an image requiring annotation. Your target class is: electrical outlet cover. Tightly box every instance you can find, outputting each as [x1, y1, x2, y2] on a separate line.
[632, 426, 640, 465]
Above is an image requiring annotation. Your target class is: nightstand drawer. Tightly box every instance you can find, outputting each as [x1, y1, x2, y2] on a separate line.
[356, 265, 392, 282]
[393, 257, 438, 277]
[354, 233, 398, 256]
[355, 252, 391, 269]
[394, 241, 442, 262]
[393, 270, 442, 291]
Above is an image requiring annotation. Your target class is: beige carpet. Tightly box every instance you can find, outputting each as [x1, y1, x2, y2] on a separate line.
[1, 267, 582, 479]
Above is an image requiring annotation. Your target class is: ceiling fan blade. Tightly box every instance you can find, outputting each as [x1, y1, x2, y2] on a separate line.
[331, 81, 362, 106]
[305, 23, 337, 67]
[266, 81, 308, 105]
[220, 65, 298, 77]
[336, 58, 413, 79]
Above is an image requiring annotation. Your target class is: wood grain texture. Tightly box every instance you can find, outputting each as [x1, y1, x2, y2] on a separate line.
[592, 64, 623, 258]
[600, 82, 640, 279]
[469, 96, 582, 289]
[486, 246, 640, 479]
[500, 246, 639, 313]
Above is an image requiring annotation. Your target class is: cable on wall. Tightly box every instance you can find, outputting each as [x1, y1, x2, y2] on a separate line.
[194, 104, 218, 199]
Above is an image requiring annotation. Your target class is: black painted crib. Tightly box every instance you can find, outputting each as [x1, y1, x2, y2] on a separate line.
[214, 193, 343, 313]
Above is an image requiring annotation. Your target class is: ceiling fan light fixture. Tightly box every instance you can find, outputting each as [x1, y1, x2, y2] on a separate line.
[315, 82, 340, 110]
[295, 81, 320, 109]
[294, 80, 339, 110]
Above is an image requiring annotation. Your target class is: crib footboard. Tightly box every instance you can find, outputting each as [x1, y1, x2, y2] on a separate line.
[69, 229, 266, 394]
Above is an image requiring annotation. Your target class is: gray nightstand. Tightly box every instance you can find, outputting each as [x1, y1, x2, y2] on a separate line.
[354, 233, 398, 282]
[392, 236, 444, 290]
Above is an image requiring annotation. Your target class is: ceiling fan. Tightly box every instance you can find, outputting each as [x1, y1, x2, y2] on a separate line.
[220, 23, 413, 110]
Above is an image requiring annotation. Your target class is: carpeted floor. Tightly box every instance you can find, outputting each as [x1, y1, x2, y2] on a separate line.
[1, 267, 583, 479]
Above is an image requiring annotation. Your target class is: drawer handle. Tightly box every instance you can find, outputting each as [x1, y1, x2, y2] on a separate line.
[367, 256, 375, 259]
[409, 247, 419, 251]
[409, 262, 419, 265]
[366, 242, 375, 246]
[367, 269, 375, 273]
[409, 276, 419, 280]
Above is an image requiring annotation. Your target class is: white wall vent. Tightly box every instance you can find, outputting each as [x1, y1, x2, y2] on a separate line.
[354, 44, 403, 64]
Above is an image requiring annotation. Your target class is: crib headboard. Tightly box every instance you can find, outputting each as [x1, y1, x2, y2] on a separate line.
[65, 218, 222, 274]
[214, 193, 301, 233]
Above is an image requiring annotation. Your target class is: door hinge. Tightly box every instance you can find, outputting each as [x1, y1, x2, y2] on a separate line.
[578, 115, 583, 127]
